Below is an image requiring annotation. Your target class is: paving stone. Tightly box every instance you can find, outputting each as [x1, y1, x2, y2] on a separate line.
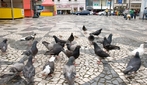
[0, 16, 147, 85]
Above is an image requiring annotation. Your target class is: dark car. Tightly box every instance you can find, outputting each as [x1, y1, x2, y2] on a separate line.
[75, 10, 90, 15]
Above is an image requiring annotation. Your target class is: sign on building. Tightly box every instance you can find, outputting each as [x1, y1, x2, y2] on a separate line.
[118, 0, 122, 4]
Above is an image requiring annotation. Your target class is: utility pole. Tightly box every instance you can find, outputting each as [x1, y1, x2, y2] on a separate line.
[129, 0, 130, 9]
[109, 0, 112, 16]
[101, 0, 102, 11]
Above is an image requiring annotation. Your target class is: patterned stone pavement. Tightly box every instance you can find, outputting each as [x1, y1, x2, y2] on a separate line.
[0, 15, 147, 85]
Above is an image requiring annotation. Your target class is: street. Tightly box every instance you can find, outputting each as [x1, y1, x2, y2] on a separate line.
[0, 15, 147, 85]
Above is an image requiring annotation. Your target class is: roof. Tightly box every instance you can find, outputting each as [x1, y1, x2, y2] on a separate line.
[41, 0, 54, 6]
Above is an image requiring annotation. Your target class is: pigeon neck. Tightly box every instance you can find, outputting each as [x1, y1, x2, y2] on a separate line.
[49, 56, 55, 62]
[27, 56, 33, 64]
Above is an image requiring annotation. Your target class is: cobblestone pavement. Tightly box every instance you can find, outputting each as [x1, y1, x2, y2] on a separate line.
[0, 15, 147, 85]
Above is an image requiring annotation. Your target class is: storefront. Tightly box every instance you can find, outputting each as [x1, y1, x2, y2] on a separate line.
[56, 4, 71, 14]
[0, 0, 24, 19]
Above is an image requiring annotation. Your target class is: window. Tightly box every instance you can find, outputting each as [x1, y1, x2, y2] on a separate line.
[69, 0, 71, 1]
[52, 0, 54, 1]
[58, 0, 60, 1]
[75, 0, 77, 1]
[123, 0, 126, 3]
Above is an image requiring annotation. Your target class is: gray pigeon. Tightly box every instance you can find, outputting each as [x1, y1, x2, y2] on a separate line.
[123, 52, 141, 75]
[53, 35, 66, 45]
[67, 33, 74, 43]
[23, 55, 35, 85]
[91, 28, 102, 36]
[9, 60, 24, 73]
[92, 42, 110, 64]
[42, 41, 54, 51]
[63, 56, 76, 85]
[0, 39, 8, 53]
[22, 41, 38, 57]
[88, 33, 95, 45]
[44, 42, 64, 57]
[66, 43, 77, 51]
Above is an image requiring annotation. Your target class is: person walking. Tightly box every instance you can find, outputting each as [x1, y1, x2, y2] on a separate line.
[105, 8, 109, 17]
[123, 8, 129, 19]
[142, 7, 147, 20]
[130, 9, 134, 19]
[133, 9, 137, 19]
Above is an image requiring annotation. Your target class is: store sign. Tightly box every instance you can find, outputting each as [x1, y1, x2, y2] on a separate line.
[57, 5, 71, 8]
[118, 0, 122, 4]
[93, 1, 99, 6]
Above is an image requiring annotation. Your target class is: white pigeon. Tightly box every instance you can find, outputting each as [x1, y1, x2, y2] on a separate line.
[129, 44, 144, 56]
[41, 56, 55, 78]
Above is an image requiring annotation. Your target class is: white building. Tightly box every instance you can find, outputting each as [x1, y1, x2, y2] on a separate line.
[53, 0, 86, 14]
[140, 0, 147, 18]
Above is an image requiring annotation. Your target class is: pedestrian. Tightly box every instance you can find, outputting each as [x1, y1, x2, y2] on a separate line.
[130, 9, 134, 19]
[123, 8, 129, 19]
[105, 8, 108, 17]
[133, 9, 137, 19]
[1, 0, 7, 7]
[142, 7, 147, 20]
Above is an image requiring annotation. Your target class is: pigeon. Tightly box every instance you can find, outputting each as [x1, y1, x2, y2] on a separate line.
[22, 41, 38, 57]
[53, 35, 66, 45]
[42, 41, 54, 51]
[20, 33, 36, 41]
[44, 42, 64, 57]
[88, 33, 95, 45]
[63, 56, 76, 85]
[66, 43, 77, 51]
[0, 39, 8, 53]
[123, 52, 141, 75]
[129, 44, 144, 56]
[23, 55, 35, 85]
[9, 60, 24, 73]
[92, 42, 110, 64]
[41, 55, 55, 79]
[82, 25, 87, 34]
[67, 33, 74, 43]
[104, 45, 120, 52]
[102, 37, 120, 52]
[20, 33, 36, 46]
[107, 33, 113, 44]
[91, 28, 102, 36]
[63, 45, 81, 59]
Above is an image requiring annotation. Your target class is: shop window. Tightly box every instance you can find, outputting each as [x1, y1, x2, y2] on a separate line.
[58, 0, 60, 1]
[52, 0, 54, 1]
[75, 0, 77, 1]
[69, 0, 71, 1]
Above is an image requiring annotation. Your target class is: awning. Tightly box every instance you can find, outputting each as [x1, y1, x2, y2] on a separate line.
[42, 0, 54, 6]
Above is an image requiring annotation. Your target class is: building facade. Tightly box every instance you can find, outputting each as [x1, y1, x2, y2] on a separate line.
[86, 0, 113, 11]
[52, 0, 86, 14]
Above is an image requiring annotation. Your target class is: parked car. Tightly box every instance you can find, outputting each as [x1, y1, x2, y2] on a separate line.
[75, 10, 90, 15]
[98, 11, 114, 16]
[98, 11, 106, 16]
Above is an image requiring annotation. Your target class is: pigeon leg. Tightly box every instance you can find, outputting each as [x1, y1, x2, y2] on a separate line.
[32, 57, 37, 63]
[74, 62, 79, 66]
[97, 60, 101, 64]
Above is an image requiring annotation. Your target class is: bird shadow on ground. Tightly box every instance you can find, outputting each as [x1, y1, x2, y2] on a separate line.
[112, 37, 142, 48]
[0, 60, 14, 65]
[8, 37, 42, 51]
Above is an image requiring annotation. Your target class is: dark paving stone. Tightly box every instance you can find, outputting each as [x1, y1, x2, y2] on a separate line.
[3, 28, 18, 30]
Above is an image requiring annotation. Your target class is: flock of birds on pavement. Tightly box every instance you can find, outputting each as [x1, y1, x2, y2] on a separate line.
[0, 25, 145, 85]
